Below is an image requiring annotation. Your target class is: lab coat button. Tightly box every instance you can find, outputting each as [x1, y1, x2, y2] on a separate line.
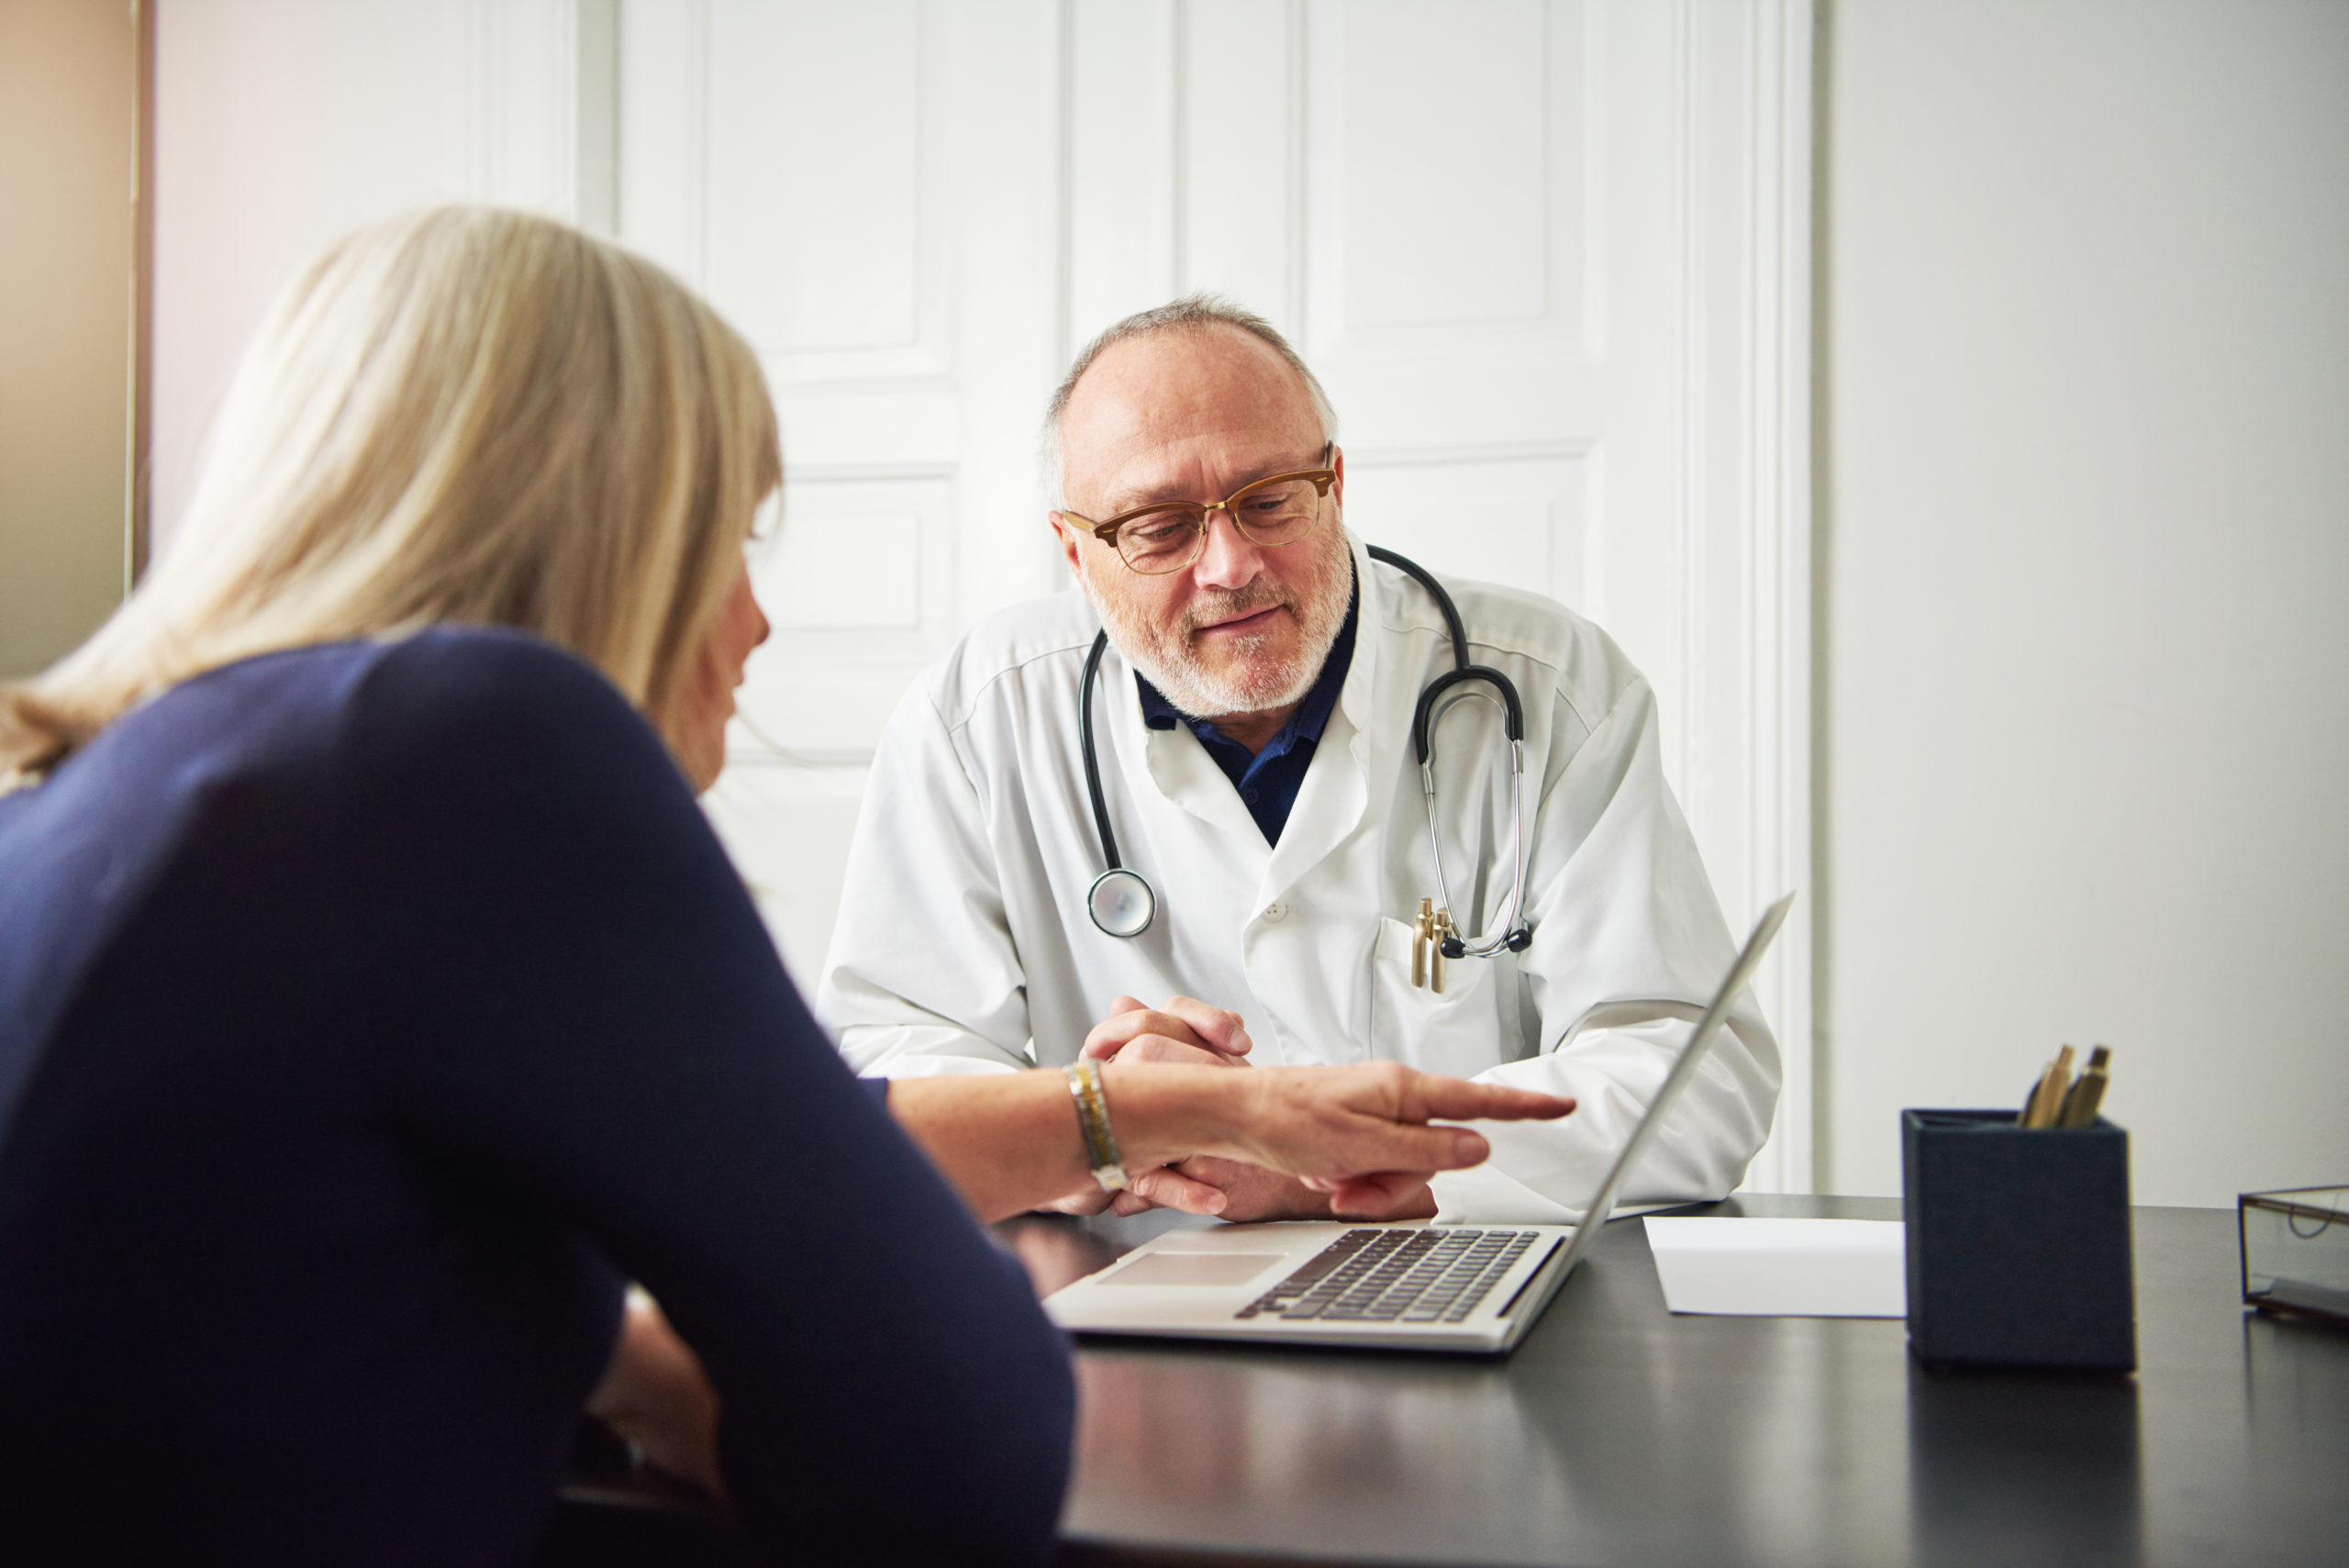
[1262, 902, 1289, 923]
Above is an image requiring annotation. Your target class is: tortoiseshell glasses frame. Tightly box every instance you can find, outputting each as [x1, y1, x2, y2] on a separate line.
[1062, 445, 1338, 575]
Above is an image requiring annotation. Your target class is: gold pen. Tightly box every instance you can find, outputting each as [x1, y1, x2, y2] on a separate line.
[2055, 1046, 2111, 1128]
[1412, 898, 1435, 989]
[2017, 1058, 2048, 1126]
[2021, 1044, 2076, 1129]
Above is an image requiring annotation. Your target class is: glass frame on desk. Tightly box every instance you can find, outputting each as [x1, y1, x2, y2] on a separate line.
[2239, 1184, 2349, 1328]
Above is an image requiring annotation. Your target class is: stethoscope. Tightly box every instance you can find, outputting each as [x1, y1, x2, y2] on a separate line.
[1079, 545, 1534, 968]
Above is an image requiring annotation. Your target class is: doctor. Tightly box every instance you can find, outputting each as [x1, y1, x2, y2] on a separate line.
[819, 296, 1779, 1224]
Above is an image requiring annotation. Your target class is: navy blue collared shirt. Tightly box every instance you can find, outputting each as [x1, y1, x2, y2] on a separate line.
[1136, 590, 1359, 845]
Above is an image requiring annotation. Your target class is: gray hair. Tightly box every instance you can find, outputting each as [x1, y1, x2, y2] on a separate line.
[1040, 294, 1339, 510]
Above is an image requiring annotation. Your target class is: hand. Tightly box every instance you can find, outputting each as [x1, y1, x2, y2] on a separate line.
[586, 1292, 724, 1498]
[1059, 995, 1251, 1213]
[1037, 1184, 1119, 1217]
[1105, 1155, 1244, 1218]
[1127, 1155, 1441, 1223]
[1118, 1065, 1578, 1211]
[1198, 1062, 1572, 1198]
[1056, 1164, 1230, 1218]
[1079, 995, 1252, 1067]
[1041, 996, 1250, 1213]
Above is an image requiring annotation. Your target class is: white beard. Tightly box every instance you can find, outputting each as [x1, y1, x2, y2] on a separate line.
[1076, 536, 1353, 721]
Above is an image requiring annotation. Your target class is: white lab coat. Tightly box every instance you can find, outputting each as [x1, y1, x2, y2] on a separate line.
[818, 535, 1780, 1222]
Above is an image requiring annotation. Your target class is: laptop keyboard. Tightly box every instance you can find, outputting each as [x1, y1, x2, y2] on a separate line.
[1234, 1228, 1542, 1324]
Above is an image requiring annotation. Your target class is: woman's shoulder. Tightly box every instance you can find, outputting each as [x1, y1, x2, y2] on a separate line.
[337, 626, 645, 746]
[176, 627, 650, 762]
[69, 628, 674, 829]
[127, 626, 626, 739]
[318, 623, 622, 710]
[320, 628, 686, 822]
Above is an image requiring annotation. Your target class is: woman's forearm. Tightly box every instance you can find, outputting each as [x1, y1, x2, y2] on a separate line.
[885, 1065, 1228, 1222]
[885, 1062, 1571, 1225]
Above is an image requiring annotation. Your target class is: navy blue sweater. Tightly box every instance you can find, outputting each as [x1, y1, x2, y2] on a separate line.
[0, 629, 1073, 1566]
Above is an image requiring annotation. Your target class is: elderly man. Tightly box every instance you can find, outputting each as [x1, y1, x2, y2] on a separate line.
[818, 296, 1778, 1223]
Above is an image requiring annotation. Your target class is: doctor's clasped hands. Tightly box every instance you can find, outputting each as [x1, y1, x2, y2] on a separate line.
[1060, 992, 1456, 1223]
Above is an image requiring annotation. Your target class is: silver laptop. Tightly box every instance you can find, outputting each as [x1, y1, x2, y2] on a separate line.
[1042, 893, 1794, 1353]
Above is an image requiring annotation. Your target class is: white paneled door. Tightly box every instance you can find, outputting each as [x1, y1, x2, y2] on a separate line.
[618, 0, 1065, 762]
[596, 0, 1807, 1189]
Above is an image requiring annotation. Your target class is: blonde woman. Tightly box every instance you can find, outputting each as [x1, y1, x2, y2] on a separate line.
[0, 207, 1568, 1568]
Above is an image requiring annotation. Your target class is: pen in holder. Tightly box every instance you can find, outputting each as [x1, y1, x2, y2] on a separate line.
[1901, 1109, 2136, 1372]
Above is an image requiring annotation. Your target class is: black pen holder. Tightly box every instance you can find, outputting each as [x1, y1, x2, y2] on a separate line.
[1901, 1109, 2136, 1373]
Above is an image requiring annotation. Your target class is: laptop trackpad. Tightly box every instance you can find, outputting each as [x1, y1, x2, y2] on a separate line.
[1102, 1252, 1287, 1287]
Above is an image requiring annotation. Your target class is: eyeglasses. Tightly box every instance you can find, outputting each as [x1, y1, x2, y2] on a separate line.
[1063, 449, 1338, 575]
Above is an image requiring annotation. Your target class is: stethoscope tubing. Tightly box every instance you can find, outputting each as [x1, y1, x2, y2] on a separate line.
[1079, 627, 1156, 938]
[1078, 546, 1531, 954]
[1366, 546, 1532, 958]
[1077, 625, 1123, 873]
[1420, 715, 1531, 960]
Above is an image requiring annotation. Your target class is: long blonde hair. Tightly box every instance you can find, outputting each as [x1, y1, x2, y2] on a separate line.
[0, 205, 779, 784]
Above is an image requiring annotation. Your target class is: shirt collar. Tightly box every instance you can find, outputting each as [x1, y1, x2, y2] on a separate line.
[1134, 578, 1361, 754]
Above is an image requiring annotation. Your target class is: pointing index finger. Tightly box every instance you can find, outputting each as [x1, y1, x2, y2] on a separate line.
[1409, 1079, 1575, 1125]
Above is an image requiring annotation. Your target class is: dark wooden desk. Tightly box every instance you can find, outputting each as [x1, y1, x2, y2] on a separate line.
[1006, 1196, 2349, 1568]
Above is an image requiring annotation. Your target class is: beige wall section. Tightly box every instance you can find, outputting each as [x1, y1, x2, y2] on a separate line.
[1815, 0, 2349, 1206]
[0, 0, 136, 677]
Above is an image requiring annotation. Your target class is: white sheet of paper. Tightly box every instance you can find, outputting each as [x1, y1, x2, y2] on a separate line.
[1642, 1218, 1908, 1318]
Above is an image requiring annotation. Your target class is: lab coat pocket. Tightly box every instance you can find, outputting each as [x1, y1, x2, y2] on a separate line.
[1367, 916, 1497, 1078]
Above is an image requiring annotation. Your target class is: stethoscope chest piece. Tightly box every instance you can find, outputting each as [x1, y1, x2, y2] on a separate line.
[1087, 866, 1156, 939]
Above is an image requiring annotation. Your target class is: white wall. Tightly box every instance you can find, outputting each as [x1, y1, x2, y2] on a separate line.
[152, 0, 467, 550]
[151, 0, 594, 552]
[1816, 0, 2349, 1206]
